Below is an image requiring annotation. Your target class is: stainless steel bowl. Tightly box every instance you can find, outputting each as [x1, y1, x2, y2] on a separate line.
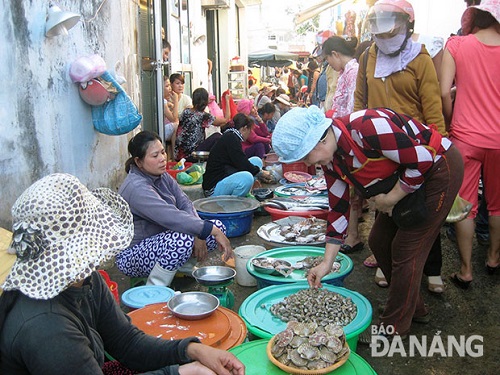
[191, 151, 210, 161]
[192, 266, 236, 286]
[167, 292, 220, 320]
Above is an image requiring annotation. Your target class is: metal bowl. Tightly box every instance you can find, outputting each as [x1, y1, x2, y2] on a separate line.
[192, 266, 236, 287]
[167, 292, 220, 320]
[251, 257, 292, 276]
[191, 151, 210, 161]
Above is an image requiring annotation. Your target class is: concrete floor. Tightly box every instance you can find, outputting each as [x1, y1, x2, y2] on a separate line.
[107, 193, 499, 375]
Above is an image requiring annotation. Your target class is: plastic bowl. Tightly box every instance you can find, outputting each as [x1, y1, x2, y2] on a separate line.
[167, 292, 220, 320]
[192, 266, 236, 286]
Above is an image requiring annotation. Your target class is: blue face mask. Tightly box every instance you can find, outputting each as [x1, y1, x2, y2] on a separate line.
[373, 32, 407, 55]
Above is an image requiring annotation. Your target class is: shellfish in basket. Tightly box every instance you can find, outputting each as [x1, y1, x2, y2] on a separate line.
[267, 320, 350, 374]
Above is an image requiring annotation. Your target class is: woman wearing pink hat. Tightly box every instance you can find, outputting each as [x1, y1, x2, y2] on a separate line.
[440, 0, 500, 288]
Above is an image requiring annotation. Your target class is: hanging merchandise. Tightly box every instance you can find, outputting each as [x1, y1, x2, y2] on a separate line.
[78, 79, 114, 106]
[91, 71, 142, 136]
[69, 54, 107, 83]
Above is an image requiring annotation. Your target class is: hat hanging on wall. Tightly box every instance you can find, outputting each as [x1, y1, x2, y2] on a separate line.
[45, 4, 81, 37]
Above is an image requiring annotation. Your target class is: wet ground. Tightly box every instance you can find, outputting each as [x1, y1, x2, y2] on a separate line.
[107, 206, 499, 375]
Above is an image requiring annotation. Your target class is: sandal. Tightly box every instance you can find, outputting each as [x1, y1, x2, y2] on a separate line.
[427, 276, 444, 294]
[339, 242, 364, 254]
[374, 268, 388, 288]
[449, 273, 471, 290]
[363, 254, 378, 268]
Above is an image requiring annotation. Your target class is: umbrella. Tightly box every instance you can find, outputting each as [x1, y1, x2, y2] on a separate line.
[248, 49, 299, 67]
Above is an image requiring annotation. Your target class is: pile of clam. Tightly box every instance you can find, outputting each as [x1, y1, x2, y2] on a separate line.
[270, 320, 348, 371]
[270, 288, 357, 326]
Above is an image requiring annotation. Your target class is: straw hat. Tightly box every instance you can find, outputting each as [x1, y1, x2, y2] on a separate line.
[2, 173, 133, 299]
[275, 94, 291, 106]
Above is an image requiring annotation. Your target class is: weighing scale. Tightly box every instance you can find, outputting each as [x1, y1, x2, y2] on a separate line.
[192, 266, 236, 309]
[205, 280, 235, 309]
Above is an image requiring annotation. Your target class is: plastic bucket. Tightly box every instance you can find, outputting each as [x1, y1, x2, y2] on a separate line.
[234, 245, 266, 286]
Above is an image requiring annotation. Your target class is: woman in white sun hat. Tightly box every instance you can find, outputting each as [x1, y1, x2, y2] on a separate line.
[0, 173, 244, 375]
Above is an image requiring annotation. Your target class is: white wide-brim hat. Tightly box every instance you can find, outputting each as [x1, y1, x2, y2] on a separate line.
[2, 173, 133, 299]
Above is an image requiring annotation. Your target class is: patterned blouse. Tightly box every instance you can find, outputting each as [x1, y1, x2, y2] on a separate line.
[323, 108, 451, 243]
[331, 58, 359, 118]
[174, 108, 215, 160]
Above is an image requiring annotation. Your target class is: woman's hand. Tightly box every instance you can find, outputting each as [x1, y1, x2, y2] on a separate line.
[369, 193, 396, 216]
[369, 181, 408, 216]
[193, 238, 208, 262]
[307, 261, 332, 288]
[212, 227, 233, 262]
[184, 343, 245, 375]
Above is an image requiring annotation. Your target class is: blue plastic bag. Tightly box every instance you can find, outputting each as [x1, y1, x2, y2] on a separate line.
[91, 71, 142, 135]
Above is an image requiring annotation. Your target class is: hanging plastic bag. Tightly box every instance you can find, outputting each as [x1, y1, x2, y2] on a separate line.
[91, 71, 142, 135]
[446, 195, 473, 223]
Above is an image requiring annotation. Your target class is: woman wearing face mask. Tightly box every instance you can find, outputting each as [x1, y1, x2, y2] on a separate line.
[354, 0, 448, 295]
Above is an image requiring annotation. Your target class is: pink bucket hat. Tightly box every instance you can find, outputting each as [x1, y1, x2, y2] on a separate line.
[461, 0, 500, 35]
[236, 99, 253, 115]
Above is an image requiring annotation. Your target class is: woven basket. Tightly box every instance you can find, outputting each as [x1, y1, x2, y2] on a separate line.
[266, 336, 350, 375]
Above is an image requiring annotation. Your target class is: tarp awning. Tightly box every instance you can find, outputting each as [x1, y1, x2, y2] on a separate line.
[248, 49, 299, 67]
[293, 0, 348, 25]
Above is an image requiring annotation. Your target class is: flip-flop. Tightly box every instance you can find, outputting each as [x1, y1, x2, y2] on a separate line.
[449, 273, 471, 290]
[339, 242, 364, 254]
[363, 254, 378, 268]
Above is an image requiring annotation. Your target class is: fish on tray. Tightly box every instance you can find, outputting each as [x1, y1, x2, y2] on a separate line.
[263, 196, 329, 211]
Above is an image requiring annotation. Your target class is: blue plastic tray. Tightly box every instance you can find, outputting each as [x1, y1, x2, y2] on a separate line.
[238, 284, 372, 340]
[246, 246, 353, 287]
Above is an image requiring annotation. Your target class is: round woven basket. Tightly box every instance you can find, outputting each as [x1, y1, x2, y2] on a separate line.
[266, 336, 350, 375]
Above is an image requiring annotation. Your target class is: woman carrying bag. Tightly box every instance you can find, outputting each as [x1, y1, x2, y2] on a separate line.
[272, 106, 463, 339]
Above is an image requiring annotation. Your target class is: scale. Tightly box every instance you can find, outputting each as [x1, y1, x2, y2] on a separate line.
[206, 280, 235, 309]
[192, 266, 236, 309]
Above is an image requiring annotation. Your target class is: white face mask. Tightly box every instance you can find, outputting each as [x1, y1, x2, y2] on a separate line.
[373, 32, 407, 55]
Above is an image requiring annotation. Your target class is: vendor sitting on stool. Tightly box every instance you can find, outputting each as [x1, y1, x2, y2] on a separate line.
[203, 113, 274, 197]
[115, 131, 233, 287]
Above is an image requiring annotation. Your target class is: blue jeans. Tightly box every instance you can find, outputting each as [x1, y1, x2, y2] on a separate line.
[213, 157, 262, 197]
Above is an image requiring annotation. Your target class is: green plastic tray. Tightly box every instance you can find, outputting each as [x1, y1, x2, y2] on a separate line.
[229, 339, 377, 374]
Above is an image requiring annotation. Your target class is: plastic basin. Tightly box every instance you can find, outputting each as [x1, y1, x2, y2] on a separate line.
[198, 210, 254, 238]
[246, 246, 353, 289]
[238, 284, 372, 353]
[229, 339, 377, 374]
[264, 206, 328, 221]
[166, 161, 193, 178]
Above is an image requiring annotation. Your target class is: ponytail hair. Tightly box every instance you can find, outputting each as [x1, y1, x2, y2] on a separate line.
[125, 131, 162, 173]
[322, 36, 358, 58]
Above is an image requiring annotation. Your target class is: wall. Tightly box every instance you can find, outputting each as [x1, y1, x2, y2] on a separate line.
[0, 0, 141, 229]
